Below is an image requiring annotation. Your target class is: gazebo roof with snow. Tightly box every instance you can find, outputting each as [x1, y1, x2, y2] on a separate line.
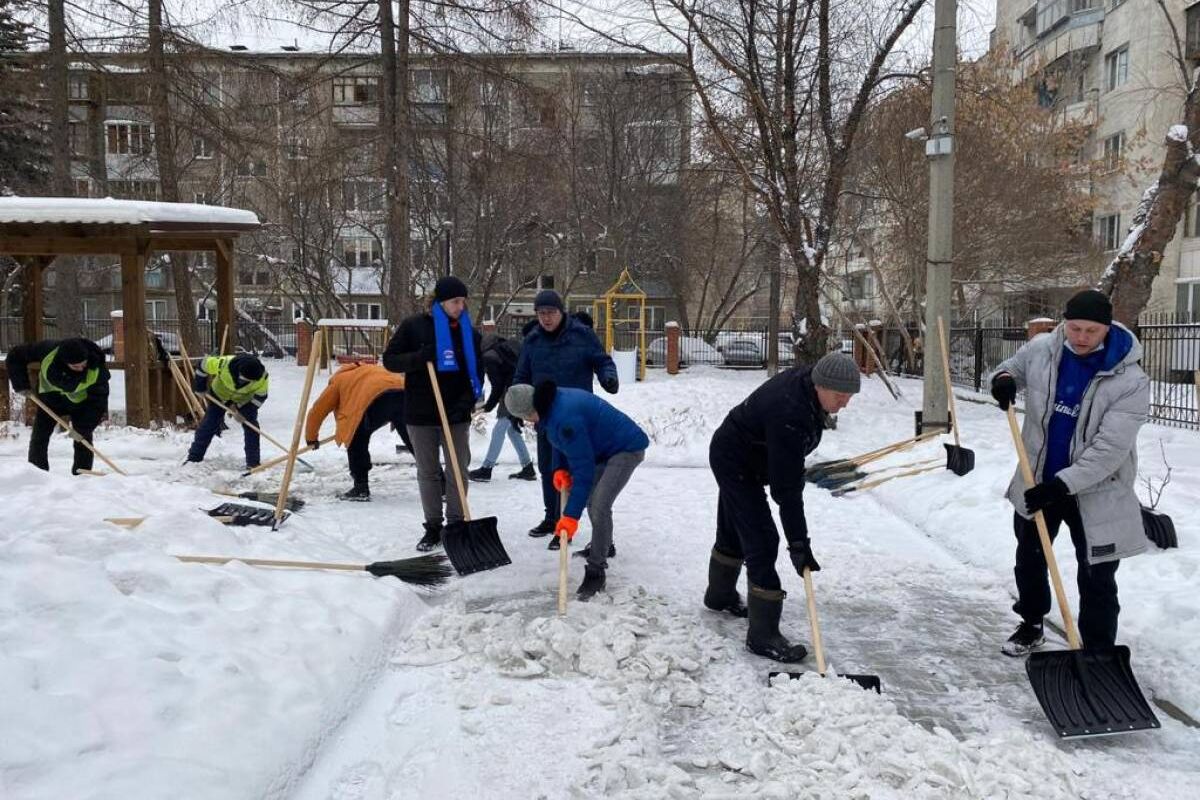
[0, 197, 261, 428]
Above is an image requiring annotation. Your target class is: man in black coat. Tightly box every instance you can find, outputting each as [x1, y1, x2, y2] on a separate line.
[704, 352, 861, 663]
[5, 337, 110, 474]
[383, 276, 484, 551]
[468, 333, 535, 482]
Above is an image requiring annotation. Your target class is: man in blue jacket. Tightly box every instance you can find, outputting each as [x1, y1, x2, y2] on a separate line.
[506, 380, 648, 599]
[514, 289, 619, 536]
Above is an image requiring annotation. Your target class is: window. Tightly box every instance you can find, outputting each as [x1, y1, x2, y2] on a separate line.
[194, 252, 214, 270]
[332, 76, 379, 106]
[235, 158, 268, 178]
[1102, 131, 1125, 171]
[197, 301, 216, 321]
[292, 302, 307, 322]
[479, 77, 502, 107]
[193, 135, 214, 159]
[108, 180, 159, 200]
[847, 272, 873, 300]
[538, 274, 555, 290]
[1096, 213, 1122, 251]
[145, 265, 167, 289]
[144, 300, 168, 320]
[624, 122, 682, 184]
[1105, 45, 1130, 92]
[646, 305, 665, 331]
[69, 122, 87, 156]
[105, 122, 153, 156]
[1189, 4, 1200, 60]
[238, 268, 271, 286]
[285, 136, 309, 160]
[1176, 281, 1200, 320]
[350, 302, 382, 320]
[411, 70, 447, 125]
[68, 75, 89, 100]
[73, 179, 90, 198]
[82, 298, 101, 320]
[192, 191, 212, 205]
[341, 237, 382, 267]
[343, 180, 384, 213]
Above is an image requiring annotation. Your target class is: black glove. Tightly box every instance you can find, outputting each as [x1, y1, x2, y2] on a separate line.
[420, 343, 437, 363]
[788, 541, 821, 574]
[306, 439, 320, 450]
[600, 375, 619, 394]
[991, 373, 1017, 410]
[1024, 477, 1070, 514]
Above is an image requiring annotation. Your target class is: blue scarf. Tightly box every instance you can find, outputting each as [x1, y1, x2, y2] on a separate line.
[432, 303, 483, 400]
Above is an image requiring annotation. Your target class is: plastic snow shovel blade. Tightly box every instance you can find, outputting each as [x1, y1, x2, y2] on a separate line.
[441, 517, 511, 576]
[206, 502, 287, 527]
[944, 442, 975, 476]
[768, 670, 881, 693]
[1025, 646, 1159, 738]
[814, 469, 865, 490]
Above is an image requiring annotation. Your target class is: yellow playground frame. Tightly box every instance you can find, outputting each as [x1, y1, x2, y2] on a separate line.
[591, 268, 647, 381]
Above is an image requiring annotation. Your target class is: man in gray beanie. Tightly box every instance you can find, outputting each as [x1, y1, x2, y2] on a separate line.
[703, 351, 861, 663]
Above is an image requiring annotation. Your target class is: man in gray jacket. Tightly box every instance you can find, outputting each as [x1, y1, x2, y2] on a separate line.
[990, 290, 1149, 656]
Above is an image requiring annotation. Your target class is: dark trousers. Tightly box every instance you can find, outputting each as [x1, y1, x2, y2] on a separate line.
[1013, 499, 1121, 649]
[347, 391, 409, 484]
[29, 397, 100, 474]
[710, 440, 784, 591]
[188, 401, 261, 466]
[536, 428, 560, 522]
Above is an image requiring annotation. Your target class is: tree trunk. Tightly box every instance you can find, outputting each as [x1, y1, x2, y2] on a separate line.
[46, 0, 82, 338]
[380, 0, 413, 321]
[148, 0, 200, 355]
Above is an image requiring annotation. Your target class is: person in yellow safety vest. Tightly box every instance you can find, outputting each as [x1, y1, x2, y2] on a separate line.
[5, 337, 111, 474]
[186, 353, 269, 467]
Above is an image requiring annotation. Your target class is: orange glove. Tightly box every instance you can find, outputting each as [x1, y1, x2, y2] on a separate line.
[552, 469, 573, 491]
[555, 515, 579, 542]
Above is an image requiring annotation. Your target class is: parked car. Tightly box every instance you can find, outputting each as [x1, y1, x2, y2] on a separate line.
[714, 331, 797, 366]
[96, 330, 182, 356]
[719, 339, 764, 367]
[646, 336, 723, 367]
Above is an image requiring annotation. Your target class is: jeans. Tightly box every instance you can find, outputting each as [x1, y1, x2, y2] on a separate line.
[481, 416, 531, 468]
[536, 428, 559, 521]
[188, 400, 261, 467]
[581, 450, 644, 570]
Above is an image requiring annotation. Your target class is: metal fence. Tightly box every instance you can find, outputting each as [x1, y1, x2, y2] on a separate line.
[1138, 313, 1199, 429]
[0, 317, 297, 359]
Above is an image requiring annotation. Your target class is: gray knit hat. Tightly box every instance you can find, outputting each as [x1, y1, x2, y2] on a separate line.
[812, 352, 861, 394]
[505, 384, 536, 418]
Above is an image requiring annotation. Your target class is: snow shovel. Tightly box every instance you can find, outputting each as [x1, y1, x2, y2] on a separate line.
[426, 362, 511, 576]
[769, 569, 880, 692]
[174, 553, 452, 587]
[26, 392, 128, 476]
[806, 430, 942, 485]
[936, 318, 975, 476]
[214, 489, 305, 512]
[206, 502, 288, 527]
[1005, 405, 1158, 738]
[203, 393, 315, 472]
[830, 460, 942, 497]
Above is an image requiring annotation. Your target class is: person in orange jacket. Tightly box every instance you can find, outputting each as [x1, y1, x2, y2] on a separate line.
[305, 362, 411, 501]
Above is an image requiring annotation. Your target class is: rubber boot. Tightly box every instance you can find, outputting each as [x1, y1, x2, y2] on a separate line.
[576, 566, 606, 600]
[703, 549, 748, 618]
[745, 586, 807, 663]
[416, 521, 443, 552]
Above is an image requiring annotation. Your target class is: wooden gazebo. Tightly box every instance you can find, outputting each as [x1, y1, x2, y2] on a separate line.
[0, 198, 260, 427]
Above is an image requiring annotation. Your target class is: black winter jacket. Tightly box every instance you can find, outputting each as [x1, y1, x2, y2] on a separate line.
[710, 365, 829, 546]
[481, 335, 521, 418]
[383, 312, 483, 426]
[6, 338, 111, 418]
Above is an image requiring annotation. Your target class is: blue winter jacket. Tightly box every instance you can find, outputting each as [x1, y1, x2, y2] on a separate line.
[514, 316, 617, 393]
[540, 387, 650, 518]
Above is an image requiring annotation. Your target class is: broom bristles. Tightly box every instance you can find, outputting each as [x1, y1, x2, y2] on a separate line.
[367, 554, 454, 587]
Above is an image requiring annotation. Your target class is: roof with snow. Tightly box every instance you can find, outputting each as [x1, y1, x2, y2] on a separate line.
[0, 198, 260, 232]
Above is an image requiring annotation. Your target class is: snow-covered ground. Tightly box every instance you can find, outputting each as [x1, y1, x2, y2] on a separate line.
[2, 363, 1198, 799]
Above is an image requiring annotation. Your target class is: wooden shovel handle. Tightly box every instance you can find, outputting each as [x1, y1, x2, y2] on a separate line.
[425, 361, 473, 521]
[1006, 406, 1081, 650]
[558, 488, 569, 617]
[936, 317, 961, 446]
[243, 436, 335, 475]
[802, 567, 828, 675]
[175, 554, 365, 572]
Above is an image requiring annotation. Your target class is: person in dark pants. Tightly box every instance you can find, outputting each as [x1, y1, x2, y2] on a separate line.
[990, 290, 1149, 656]
[704, 352, 861, 664]
[5, 337, 110, 474]
[187, 353, 268, 468]
[305, 362, 410, 500]
[383, 276, 484, 551]
[468, 333, 535, 481]
[513, 290, 618, 536]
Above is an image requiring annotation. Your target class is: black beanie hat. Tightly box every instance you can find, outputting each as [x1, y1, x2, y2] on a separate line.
[533, 289, 564, 312]
[1064, 289, 1113, 326]
[239, 358, 266, 381]
[58, 337, 90, 365]
[434, 276, 469, 303]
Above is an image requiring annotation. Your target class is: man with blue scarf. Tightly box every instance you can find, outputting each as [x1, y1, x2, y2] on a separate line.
[990, 290, 1150, 657]
[384, 276, 484, 551]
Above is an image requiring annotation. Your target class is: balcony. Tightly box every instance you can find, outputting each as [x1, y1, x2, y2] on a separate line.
[1059, 97, 1096, 126]
[1016, 8, 1104, 80]
[333, 105, 379, 127]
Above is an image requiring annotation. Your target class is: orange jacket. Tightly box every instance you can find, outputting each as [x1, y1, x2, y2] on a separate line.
[305, 363, 405, 446]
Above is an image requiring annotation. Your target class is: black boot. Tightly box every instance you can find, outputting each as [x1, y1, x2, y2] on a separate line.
[468, 466, 493, 482]
[576, 566, 606, 600]
[416, 521, 442, 552]
[703, 549, 747, 618]
[509, 463, 536, 481]
[339, 482, 371, 501]
[745, 586, 807, 663]
[528, 518, 556, 537]
[574, 541, 616, 559]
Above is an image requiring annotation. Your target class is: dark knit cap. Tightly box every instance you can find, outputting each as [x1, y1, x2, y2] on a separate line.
[534, 289, 564, 312]
[57, 337, 90, 364]
[812, 352, 861, 394]
[239, 358, 266, 381]
[1064, 289, 1113, 326]
[434, 275, 469, 302]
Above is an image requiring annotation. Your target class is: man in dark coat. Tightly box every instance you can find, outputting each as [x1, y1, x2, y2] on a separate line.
[704, 352, 861, 663]
[468, 333, 535, 482]
[383, 275, 484, 551]
[5, 337, 110, 474]
[513, 289, 618, 536]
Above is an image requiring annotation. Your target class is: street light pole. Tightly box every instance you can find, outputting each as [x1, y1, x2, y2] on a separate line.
[920, 0, 956, 435]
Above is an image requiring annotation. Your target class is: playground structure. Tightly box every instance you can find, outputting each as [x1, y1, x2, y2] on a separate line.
[308, 318, 391, 370]
[591, 268, 647, 381]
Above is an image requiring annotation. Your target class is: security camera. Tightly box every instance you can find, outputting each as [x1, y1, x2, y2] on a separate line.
[904, 126, 927, 141]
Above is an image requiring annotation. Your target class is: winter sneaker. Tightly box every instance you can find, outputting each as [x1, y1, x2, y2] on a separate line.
[576, 566, 606, 600]
[703, 550, 748, 618]
[1001, 622, 1045, 657]
[338, 483, 371, 502]
[547, 533, 563, 551]
[574, 542, 616, 559]
[468, 466, 493, 483]
[528, 518, 556, 538]
[745, 587, 807, 663]
[416, 521, 443, 552]
[509, 463, 537, 481]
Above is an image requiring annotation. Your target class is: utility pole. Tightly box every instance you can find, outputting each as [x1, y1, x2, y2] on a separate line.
[920, 0, 956, 434]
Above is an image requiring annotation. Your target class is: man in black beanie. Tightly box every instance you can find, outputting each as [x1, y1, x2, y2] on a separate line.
[989, 289, 1149, 657]
[5, 336, 110, 474]
[703, 351, 860, 663]
[384, 275, 483, 551]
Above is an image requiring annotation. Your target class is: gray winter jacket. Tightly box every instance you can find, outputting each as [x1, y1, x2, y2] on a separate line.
[992, 321, 1150, 564]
